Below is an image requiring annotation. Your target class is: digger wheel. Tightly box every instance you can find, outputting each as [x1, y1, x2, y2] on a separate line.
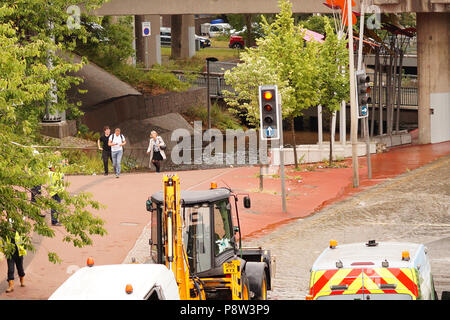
[241, 273, 250, 300]
[257, 272, 268, 300]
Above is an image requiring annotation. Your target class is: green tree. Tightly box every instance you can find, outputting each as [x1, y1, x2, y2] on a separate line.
[224, 0, 321, 168]
[301, 14, 328, 34]
[0, 0, 107, 120]
[0, 2, 107, 263]
[316, 19, 349, 165]
[76, 15, 135, 69]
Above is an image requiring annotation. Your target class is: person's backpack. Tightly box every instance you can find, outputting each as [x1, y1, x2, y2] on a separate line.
[110, 134, 125, 148]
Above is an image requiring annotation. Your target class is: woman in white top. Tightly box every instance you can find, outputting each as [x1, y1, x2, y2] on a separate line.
[146, 130, 166, 172]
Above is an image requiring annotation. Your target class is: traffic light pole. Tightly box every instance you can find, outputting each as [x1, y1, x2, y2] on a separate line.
[278, 94, 287, 213]
[357, 0, 372, 180]
[347, 0, 359, 188]
[259, 85, 286, 213]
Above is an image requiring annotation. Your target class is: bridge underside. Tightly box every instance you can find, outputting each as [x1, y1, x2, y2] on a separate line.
[93, 0, 355, 16]
[93, 0, 449, 16]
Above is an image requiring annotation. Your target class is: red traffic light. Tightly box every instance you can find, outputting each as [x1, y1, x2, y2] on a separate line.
[263, 91, 273, 100]
[264, 104, 272, 112]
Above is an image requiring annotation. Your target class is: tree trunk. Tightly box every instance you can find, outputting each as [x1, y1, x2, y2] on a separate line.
[244, 14, 254, 48]
[291, 117, 298, 168]
[329, 114, 333, 166]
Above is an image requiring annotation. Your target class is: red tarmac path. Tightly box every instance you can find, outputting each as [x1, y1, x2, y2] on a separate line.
[1, 141, 449, 299]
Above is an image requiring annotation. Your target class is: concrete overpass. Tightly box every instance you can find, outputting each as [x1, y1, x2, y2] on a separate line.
[93, 0, 355, 15]
[88, 0, 449, 145]
[93, 0, 450, 15]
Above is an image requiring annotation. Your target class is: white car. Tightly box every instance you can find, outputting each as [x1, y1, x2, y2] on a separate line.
[49, 264, 180, 300]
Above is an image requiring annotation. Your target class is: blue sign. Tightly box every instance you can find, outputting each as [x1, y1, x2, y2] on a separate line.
[266, 127, 274, 137]
[142, 22, 151, 37]
[361, 106, 368, 116]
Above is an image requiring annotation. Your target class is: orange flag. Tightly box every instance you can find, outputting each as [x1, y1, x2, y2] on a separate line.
[326, 0, 357, 26]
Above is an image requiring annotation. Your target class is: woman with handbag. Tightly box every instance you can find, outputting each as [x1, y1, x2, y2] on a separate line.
[146, 130, 166, 173]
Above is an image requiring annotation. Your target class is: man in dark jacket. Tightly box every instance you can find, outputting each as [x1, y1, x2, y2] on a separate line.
[97, 126, 112, 176]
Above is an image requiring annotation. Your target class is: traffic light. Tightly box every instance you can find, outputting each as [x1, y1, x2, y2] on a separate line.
[259, 85, 280, 140]
[355, 71, 371, 118]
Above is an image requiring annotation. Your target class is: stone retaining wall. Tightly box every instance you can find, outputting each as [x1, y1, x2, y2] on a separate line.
[80, 87, 207, 132]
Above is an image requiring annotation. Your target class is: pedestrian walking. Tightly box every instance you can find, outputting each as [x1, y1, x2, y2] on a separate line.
[30, 185, 41, 204]
[29, 148, 45, 217]
[109, 128, 126, 178]
[97, 126, 112, 176]
[47, 165, 64, 226]
[147, 130, 166, 173]
[1, 226, 27, 293]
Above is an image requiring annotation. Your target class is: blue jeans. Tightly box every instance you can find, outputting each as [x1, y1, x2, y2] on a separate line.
[111, 149, 123, 176]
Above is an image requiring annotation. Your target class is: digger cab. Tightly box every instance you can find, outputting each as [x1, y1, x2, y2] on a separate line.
[148, 188, 246, 278]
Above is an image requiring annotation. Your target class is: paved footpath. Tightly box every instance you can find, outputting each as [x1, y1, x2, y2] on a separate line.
[0, 141, 449, 299]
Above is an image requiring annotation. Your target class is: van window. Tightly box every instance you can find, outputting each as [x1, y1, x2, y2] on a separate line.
[210, 25, 220, 32]
[146, 287, 163, 300]
[146, 290, 160, 300]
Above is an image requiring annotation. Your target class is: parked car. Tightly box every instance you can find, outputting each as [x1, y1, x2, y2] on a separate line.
[160, 27, 171, 46]
[160, 27, 210, 49]
[195, 35, 211, 48]
[229, 35, 245, 49]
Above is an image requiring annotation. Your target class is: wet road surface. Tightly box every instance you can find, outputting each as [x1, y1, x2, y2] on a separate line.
[245, 155, 450, 300]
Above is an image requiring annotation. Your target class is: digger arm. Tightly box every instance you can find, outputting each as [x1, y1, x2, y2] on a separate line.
[163, 175, 191, 300]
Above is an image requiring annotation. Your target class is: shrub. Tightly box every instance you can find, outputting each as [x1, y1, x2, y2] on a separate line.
[108, 63, 189, 94]
[184, 103, 243, 131]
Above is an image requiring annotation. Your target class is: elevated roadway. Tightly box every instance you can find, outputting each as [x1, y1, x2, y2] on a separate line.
[92, 0, 449, 16]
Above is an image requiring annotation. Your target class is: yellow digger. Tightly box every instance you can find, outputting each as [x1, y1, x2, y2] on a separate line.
[146, 175, 274, 300]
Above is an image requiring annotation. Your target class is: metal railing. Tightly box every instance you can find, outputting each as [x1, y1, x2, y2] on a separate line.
[174, 70, 418, 105]
[173, 71, 235, 97]
[369, 86, 418, 106]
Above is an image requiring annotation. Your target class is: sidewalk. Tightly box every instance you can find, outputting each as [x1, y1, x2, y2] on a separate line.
[1, 141, 449, 299]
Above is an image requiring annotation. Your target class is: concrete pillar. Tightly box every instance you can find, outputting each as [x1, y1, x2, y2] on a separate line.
[417, 13, 450, 144]
[171, 14, 195, 59]
[135, 15, 161, 67]
[339, 101, 346, 145]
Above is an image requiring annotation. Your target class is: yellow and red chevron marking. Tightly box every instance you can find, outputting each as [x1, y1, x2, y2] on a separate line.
[309, 268, 419, 299]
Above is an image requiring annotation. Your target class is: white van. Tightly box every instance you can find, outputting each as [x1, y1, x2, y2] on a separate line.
[49, 264, 180, 300]
[307, 240, 438, 300]
[201, 23, 232, 38]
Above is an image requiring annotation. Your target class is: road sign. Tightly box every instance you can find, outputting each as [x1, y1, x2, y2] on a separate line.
[142, 22, 151, 37]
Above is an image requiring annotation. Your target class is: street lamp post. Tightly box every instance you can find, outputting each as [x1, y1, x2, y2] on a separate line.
[206, 57, 218, 130]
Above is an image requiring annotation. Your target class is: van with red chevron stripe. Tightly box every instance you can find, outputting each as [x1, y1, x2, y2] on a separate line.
[306, 240, 437, 300]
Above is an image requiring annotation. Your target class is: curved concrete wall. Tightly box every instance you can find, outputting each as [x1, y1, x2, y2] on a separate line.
[80, 87, 207, 133]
